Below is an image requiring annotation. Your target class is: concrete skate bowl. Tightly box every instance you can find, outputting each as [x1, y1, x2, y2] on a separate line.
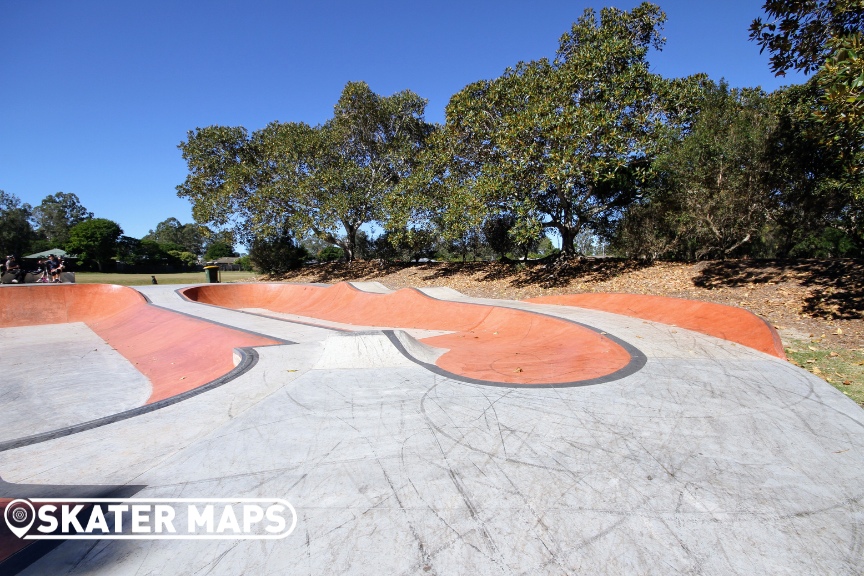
[0, 284, 282, 447]
[180, 282, 646, 386]
[526, 293, 785, 359]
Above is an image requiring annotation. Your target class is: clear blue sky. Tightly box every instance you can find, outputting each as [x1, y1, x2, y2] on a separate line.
[1, 0, 806, 241]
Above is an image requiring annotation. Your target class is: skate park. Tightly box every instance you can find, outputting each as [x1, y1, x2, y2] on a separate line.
[0, 281, 862, 574]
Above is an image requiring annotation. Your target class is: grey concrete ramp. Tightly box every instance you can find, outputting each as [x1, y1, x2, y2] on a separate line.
[0, 323, 150, 442]
[0, 283, 862, 574]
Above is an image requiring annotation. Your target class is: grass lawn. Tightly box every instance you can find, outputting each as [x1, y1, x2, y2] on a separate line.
[74, 271, 257, 286]
[786, 339, 864, 407]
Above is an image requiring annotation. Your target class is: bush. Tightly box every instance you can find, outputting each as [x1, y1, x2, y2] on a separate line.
[235, 255, 253, 271]
[249, 235, 308, 274]
[789, 227, 861, 258]
[318, 246, 344, 262]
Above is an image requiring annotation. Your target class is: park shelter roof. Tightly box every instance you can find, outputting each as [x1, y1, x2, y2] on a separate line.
[23, 248, 70, 259]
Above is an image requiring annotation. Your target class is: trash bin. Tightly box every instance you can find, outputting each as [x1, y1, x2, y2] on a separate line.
[204, 265, 220, 283]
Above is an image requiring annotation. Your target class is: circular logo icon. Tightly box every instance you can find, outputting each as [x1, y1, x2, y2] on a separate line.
[4, 499, 35, 538]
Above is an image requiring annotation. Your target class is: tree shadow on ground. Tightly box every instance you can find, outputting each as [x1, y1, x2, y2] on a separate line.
[269, 260, 396, 284]
[417, 258, 652, 289]
[418, 262, 487, 282]
[279, 258, 654, 291]
[694, 259, 864, 320]
[511, 257, 653, 289]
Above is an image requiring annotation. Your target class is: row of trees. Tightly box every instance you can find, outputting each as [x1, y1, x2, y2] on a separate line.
[0, 191, 238, 271]
[0, 191, 124, 270]
[171, 1, 864, 268]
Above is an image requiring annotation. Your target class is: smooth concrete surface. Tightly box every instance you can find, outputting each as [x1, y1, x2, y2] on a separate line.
[0, 323, 150, 442]
[0, 283, 862, 575]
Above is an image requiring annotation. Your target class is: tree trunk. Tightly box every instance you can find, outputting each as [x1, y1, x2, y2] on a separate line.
[343, 223, 357, 262]
[559, 226, 577, 256]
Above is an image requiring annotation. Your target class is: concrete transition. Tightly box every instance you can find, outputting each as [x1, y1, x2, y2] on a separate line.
[526, 292, 786, 359]
[0, 281, 862, 575]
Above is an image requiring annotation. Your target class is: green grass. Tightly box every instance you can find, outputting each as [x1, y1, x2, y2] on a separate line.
[74, 271, 256, 286]
[786, 339, 864, 407]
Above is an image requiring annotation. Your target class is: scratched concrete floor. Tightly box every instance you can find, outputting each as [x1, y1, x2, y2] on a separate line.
[1, 284, 863, 575]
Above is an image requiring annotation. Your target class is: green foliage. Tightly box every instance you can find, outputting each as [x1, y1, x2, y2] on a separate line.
[0, 191, 36, 257]
[435, 227, 489, 262]
[176, 126, 256, 233]
[300, 234, 331, 256]
[317, 246, 344, 262]
[616, 81, 778, 260]
[814, 34, 864, 176]
[789, 227, 860, 256]
[766, 79, 864, 252]
[750, 0, 864, 75]
[535, 237, 555, 258]
[177, 82, 433, 261]
[235, 255, 253, 271]
[396, 3, 695, 256]
[167, 250, 198, 268]
[65, 218, 123, 271]
[249, 232, 308, 274]
[204, 240, 236, 260]
[31, 192, 93, 247]
[481, 214, 516, 260]
[752, 2, 864, 178]
[143, 217, 207, 255]
[116, 235, 142, 263]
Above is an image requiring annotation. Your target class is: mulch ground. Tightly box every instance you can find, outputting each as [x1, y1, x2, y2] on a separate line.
[264, 258, 864, 352]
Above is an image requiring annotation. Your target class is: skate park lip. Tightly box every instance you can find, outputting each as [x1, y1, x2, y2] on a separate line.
[178, 282, 646, 387]
[525, 292, 786, 359]
[0, 284, 284, 449]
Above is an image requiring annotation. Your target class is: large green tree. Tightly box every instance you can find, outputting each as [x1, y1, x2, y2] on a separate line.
[204, 240, 236, 260]
[31, 192, 93, 247]
[0, 191, 36, 257]
[766, 78, 864, 252]
[750, 0, 864, 75]
[143, 217, 207, 255]
[395, 3, 696, 256]
[752, 1, 864, 175]
[65, 218, 123, 271]
[177, 82, 433, 261]
[616, 81, 779, 260]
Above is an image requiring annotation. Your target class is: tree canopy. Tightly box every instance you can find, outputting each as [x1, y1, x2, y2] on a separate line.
[177, 81, 433, 260]
[0, 191, 36, 258]
[750, 0, 864, 75]
[143, 217, 206, 255]
[393, 3, 699, 256]
[31, 192, 93, 247]
[171, 2, 864, 264]
[65, 218, 123, 271]
[752, 1, 864, 176]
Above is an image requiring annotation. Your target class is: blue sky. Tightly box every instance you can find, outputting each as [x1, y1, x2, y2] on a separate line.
[1, 0, 806, 242]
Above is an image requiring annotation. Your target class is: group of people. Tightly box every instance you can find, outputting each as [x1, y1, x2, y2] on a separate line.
[3, 254, 66, 284]
[35, 254, 66, 283]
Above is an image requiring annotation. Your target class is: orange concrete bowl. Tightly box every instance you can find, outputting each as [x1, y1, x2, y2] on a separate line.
[180, 283, 646, 387]
[0, 284, 282, 404]
[525, 293, 785, 359]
